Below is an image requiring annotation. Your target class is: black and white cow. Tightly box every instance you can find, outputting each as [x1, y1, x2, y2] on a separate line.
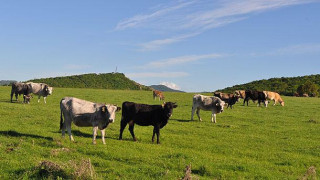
[27, 82, 53, 103]
[243, 90, 268, 107]
[119, 101, 177, 144]
[191, 94, 225, 123]
[60, 97, 121, 144]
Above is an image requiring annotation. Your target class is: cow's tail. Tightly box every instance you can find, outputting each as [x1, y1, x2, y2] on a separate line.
[60, 99, 64, 130]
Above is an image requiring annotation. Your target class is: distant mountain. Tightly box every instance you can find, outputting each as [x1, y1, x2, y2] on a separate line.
[150, 85, 184, 92]
[27, 73, 151, 90]
[0, 80, 17, 86]
[216, 74, 320, 96]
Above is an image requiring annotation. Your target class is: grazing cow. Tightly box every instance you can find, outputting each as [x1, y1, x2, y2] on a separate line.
[191, 94, 225, 123]
[264, 91, 284, 106]
[27, 82, 53, 103]
[302, 93, 309, 97]
[243, 90, 267, 107]
[10, 82, 32, 103]
[153, 90, 165, 101]
[60, 97, 121, 144]
[119, 101, 177, 144]
[213, 92, 239, 109]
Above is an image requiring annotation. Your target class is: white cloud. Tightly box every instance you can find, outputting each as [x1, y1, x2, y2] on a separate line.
[139, 53, 224, 69]
[115, 0, 318, 50]
[125, 72, 188, 78]
[160, 82, 181, 90]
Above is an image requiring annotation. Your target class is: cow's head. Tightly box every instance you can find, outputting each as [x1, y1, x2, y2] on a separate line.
[162, 102, 178, 118]
[280, 101, 285, 106]
[215, 100, 225, 113]
[103, 104, 121, 124]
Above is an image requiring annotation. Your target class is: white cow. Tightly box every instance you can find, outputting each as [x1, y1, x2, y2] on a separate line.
[191, 94, 225, 123]
[60, 97, 121, 144]
[27, 82, 53, 103]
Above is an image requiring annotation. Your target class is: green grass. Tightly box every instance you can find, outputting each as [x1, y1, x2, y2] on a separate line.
[0, 86, 319, 179]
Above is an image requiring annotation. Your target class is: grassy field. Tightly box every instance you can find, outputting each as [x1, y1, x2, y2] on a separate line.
[0, 86, 319, 179]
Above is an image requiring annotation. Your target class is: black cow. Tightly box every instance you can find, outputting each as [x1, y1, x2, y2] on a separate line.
[119, 101, 177, 144]
[10, 82, 32, 103]
[243, 90, 267, 107]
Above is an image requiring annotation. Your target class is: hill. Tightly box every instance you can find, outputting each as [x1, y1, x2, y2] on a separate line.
[150, 85, 184, 92]
[217, 74, 320, 96]
[27, 73, 151, 90]
[0, 80, 16, 86]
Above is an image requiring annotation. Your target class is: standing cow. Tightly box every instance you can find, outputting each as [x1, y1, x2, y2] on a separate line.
[60, 97, 121, 144]
[10, 82, 32, 103]
[213, 92, 239, 109]
[119, 101, 177, 144]
[191, 94, 225, 123]
[153, 90, 165, 101]
[27, 82, 53, 103]
[243, 90, 267, 107]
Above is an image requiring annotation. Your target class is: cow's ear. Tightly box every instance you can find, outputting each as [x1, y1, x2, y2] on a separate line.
[162, 102, 165, 109]
[173, 104, 178, 108]
[101, 106, 106, 113]
[116, 107, 121, 112]
[216, 103, 219, 106]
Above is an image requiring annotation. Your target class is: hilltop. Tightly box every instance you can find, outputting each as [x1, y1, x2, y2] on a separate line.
[27, 73, 151, 91]
[150, 85, 184, 92]
[217, 74, 320, 96]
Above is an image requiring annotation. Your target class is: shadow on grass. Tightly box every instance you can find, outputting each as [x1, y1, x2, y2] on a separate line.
[53, 130, 119, 140]
[0, 130, 53, 141]
[169, 119, 194, 123]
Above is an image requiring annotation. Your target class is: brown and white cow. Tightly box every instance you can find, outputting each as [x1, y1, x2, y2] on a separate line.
[153, 90, 165, 101]
[264, 91, 284, 106]
[191, 94, 225, 123]
[60, 97, 121, 144]
[213, 92, 239, 109]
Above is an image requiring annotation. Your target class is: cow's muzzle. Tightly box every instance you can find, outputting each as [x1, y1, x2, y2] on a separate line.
[109, 119, 114, 123]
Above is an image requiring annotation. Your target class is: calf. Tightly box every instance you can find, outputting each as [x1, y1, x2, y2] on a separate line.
[60, 97, 121, 144]
[191, 94, 225, 123]
[23, 94, 33, 104]
[119, 101, 177, 144]
[243, 90, 267, 107]
[153, 90, 165, 101]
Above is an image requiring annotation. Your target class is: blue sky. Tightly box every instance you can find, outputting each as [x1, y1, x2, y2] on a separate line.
[1, 0, 320, 92]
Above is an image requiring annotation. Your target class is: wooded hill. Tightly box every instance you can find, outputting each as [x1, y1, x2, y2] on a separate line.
[27, 73, 151, 90]
[217, 74, 320, 96]
[150, 85, 184, 92]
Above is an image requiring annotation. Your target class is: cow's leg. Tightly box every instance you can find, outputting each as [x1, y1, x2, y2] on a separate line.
[196, 108, 202, 121]
[38, 95, 41, 103]
[128, 123, 137, 141]
[92, 126, 98, 145]
[211, 113, 217, 123]
[154, 126, 160, 144]
[119, 119, 127, 140]
[191, 105, 196, 120]
[101, 129, 106, 145]
[10, 91, 14, 102]
[15, 93, 18, 101]
[273, 100, 276, 106]
[66, 121, 74, 141]
[44, 96, 47, 104]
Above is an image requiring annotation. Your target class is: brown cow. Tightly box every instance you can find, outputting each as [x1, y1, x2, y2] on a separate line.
[264, 91, 284, 106]
[153, 90, 165, 101]
[213, 92, 239, 109]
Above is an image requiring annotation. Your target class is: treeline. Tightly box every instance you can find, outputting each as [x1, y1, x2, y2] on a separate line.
[0, 80, 17, 86]
[27, 73, 151, 91]
[217, 74, 320, 96]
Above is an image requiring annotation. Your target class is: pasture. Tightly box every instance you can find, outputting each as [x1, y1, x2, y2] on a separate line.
[0, 86, 319, 179]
